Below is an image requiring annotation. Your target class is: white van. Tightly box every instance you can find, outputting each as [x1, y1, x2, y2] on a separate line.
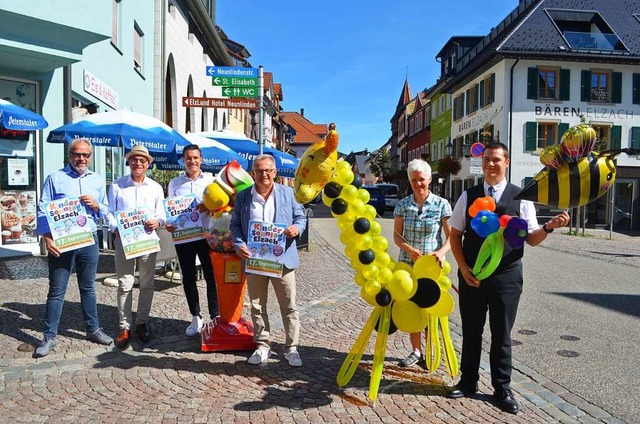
[375, 183, 400, 211]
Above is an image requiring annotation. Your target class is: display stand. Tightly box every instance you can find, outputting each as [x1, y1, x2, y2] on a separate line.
[201, 252, 256, 352]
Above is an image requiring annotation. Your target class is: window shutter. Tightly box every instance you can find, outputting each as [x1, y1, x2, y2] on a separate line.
[525, 122, 537, 151]
[524, 177, 533, 187]
[465, 89, 470, 115]
[558, 123, 569, 142]
[633, 74, 640, 105]
[611, 125, 622, 149]
[630, 127, 640, 150]
[527, 67, 538, 99]
[479, 80, 485, 108]
[581, 70, 591, 102]
[611, 72, 622, 104]
[559, 69, 570, 101]
[453, 97, 458, 120]
[490, 73, 495, 103]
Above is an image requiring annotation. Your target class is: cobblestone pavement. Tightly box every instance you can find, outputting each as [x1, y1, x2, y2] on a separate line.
[0, 224, 631, 423]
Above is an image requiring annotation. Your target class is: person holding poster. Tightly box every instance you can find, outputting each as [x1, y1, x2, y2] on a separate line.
[34, 138, 113, 358]
[166, 144, 219, 337]
[107, 145, 165, 349]
[230, 155, 307, 367]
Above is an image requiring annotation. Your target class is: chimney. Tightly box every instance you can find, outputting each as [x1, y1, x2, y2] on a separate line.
[300, 108, 304, 117]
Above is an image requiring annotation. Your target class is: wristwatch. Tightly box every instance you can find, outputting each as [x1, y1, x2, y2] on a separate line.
[543, 223, 554, 233]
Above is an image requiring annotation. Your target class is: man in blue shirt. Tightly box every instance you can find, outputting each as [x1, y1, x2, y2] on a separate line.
[34, 138, 113, 358]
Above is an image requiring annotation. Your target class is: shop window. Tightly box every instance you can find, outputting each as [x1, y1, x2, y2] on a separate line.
[581, 69, 622, 103]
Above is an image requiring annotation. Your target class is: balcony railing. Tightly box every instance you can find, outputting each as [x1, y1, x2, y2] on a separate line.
[564, 31, 621, 50]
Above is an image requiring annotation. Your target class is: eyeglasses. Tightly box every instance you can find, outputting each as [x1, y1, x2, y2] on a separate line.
[253, 169, 275, 175]
[70, 152, 91, 159]
[129, 158, 148, 164]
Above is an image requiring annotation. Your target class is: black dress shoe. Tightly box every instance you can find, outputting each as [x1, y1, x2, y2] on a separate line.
[494, 389, 519, 414]
[136, 323, 151, 342]
[399, 351, 424, 367]
[446, 383, 479, 399]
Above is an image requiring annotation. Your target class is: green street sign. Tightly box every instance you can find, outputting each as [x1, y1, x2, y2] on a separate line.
[222, 87, 258, 98]
[212, 76, 257, 88]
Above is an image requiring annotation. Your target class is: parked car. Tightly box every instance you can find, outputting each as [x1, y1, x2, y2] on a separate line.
[375, 183, 400, 211]
[362, 186, 386, 216]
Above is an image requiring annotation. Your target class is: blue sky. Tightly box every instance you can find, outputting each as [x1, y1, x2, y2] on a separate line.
[216, 1, 518, 154]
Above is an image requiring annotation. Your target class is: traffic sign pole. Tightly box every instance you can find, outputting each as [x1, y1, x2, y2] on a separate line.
[258, 66, 263, 155]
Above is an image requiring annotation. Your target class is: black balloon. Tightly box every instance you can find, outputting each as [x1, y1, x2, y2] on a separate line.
[358, 249, 375, 265]
[374, 315, 398, 335]
[324, 181, 343, 199]
[331, 198, 348, 215]
[375, 288, 392, 307]
[351, 174, 363, 189]
[410, 278, 441, 308]
[353, 217, 371, 234]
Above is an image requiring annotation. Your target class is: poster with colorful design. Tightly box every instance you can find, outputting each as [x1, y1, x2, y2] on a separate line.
[115, 206, 160, 260]
[245, 220, 287, 278]
[163, 193, 204, 244]
[43, 197, 94, 253]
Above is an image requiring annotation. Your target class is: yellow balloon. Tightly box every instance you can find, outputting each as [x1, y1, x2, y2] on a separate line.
[355, 234, 373, 250]
[360, 287, 377, 307]
[387, 270, 417, 302]
[350, 257, 364, 271]
[345, 243, 359, 259]
[442, 260, 452, 275]
[438, 275, 452, 290]
[354, 270, 368, 287]
[369, 220, 382, 236]
[336, 169, 354, 186]
[357, 188, 371, 204]
[426, 291, 455, 317]
[350, 199, 366, 215]
[362, 264, 380, 280]
[363, 205, 377, 221]
[364, 279, 382, 296]
[340, 231, 353, 246]
[203, 182, 230, 212]
[377, 266, 393, 284]
[392, 300, 429, 333]
[374, 251, 391, 267]
[336, 160, 351, 173]
[371, 236, 389, 253]
[340, 185, 358, 202]
[393, 261, 413, 276]
[322, 192, 334, 207]
[413, 255, 442, 280]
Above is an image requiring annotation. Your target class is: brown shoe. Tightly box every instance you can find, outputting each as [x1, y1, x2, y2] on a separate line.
[114, 328, 130, 349]
[136, 323, 151, 342]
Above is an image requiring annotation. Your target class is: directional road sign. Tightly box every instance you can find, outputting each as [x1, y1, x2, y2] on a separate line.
[206, 66, 258, 78]
[212, 76, 257, 88]
[182, 96, 258, 110]
[222, 87, 258, 98]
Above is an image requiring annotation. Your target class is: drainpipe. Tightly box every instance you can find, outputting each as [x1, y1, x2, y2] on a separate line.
[160, 0, 166, 124]
[508, 58, 519, 183]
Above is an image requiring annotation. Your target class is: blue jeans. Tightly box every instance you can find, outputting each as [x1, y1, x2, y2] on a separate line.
[43, 234, 100, 340]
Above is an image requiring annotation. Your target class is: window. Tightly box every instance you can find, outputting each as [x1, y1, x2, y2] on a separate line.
[592, 124, 622, 150]
[524, 122, 569, 151]
[453, 93, 465, 120]
[538, 68, 558, 99]
[546, 9, 627, 51]
[133, 23, 144, 73]
[581, 69, 621, 103]
[634, 74, 640, 105]
[111, 0, 121, 48]
[537, 123, 557, 149]
[466, 84, 479, 114]
[527, 67, 570, 100]
[480, 73, 495, 107]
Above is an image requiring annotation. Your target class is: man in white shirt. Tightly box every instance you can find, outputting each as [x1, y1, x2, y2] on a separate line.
[107, 145, 165, 349]
[166, 144, 219, 336]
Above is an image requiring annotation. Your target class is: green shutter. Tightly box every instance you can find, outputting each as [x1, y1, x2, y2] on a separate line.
[633, 74, 640, 105]
[527, 67, 538, 99]
[558, 123, 569, 141]
[611, 125, 622, 149]
[611, 72, 622, 104]
[479, 80, 485, 108]
[581, 70, 591, 101]
[630, 127, 640, 150]
[490, 73, 495, 103]
[453, 97, 458, 120]
[559, 69, 570, 101]
[465, 89, 470, 115]
[525, 122, 537, 151]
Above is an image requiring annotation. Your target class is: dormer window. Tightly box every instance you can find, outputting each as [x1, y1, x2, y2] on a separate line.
[546, 9, 627, 51]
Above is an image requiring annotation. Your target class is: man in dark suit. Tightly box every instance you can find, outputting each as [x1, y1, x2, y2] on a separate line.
[230, 154, 307, 367]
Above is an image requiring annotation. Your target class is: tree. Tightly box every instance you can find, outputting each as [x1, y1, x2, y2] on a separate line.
[369, 148, 392, 181]
[148, 166, 181, 196]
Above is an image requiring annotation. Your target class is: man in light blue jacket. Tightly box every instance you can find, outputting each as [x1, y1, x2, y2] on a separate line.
[230, 154, 306, 367]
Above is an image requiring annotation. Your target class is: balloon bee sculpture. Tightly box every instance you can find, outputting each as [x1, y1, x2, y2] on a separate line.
[293, 122, 339, 204]
[516, 123, 640, 208]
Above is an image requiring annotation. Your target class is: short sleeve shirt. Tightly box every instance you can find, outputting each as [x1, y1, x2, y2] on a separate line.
[394, 192, 452, 264]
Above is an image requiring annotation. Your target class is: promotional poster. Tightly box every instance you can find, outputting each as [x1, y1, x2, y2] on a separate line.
[245, 220, 287, 278]
[163, 193, 205, 244]
[43, 196, 94, 253]
[115, 206, 160, 260]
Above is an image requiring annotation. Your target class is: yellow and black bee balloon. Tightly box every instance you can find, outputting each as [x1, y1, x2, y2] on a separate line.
[516, 123, 637, 209]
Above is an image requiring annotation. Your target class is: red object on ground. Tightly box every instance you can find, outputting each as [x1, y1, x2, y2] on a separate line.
[201, 252, 256, 352]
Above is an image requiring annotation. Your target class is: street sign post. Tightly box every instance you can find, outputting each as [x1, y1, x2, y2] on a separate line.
[470, 157, 483, 175]
[212, 76, 257, 88]
[206, 66, 258, 78]
[471, 142, 485, 158]
[182, 96, 258, 110]
[221, 87, 258, 98]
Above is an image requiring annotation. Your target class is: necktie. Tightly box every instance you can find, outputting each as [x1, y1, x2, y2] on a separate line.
[488, 186, 496, 202]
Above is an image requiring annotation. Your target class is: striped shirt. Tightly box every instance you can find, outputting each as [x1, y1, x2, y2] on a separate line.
[394, 192, 452, 265]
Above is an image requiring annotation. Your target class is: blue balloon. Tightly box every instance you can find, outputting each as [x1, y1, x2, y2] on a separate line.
[470, 210, 500, 238]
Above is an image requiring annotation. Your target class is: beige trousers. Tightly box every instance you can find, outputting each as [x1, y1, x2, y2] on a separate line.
[114, 236, 157, 330]
[246, 268, 299, 350]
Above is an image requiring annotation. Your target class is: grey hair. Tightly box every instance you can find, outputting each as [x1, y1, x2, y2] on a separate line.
[252, 154, 276, 170]
[407, 159, 432, 178]
[69, 138, 92, 151]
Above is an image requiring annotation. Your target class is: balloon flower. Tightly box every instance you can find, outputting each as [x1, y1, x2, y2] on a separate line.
[293, 129, 459, 403]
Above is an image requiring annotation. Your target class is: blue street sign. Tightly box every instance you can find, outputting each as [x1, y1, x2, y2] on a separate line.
[206, 66, 258, 78]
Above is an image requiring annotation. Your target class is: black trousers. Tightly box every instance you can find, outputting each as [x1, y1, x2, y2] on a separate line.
[175, 239, 219, 319]
[457, 263, 523, 394]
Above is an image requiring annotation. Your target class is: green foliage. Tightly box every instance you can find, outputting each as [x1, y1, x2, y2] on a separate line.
[436, 156, 461, 177]
[148, 166, 180, 196]
[369, 148, 392, 181]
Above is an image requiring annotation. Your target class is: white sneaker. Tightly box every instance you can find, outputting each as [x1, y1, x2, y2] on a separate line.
[185, 316, 203, 336]
[247, 347, 271, 365]
[285, 347, 302, 367]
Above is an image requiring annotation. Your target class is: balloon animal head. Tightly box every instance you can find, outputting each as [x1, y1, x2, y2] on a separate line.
[293, 122, 339, 204]
[203, 160, 253, 217]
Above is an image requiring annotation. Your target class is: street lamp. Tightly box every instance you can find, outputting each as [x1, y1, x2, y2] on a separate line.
[446, 140, 454, 157]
